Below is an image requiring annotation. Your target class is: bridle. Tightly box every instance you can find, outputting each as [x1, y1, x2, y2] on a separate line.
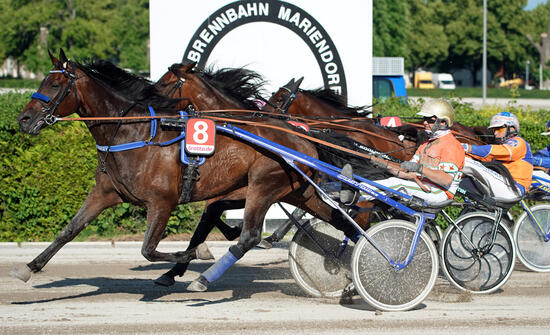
[30, 64, 80, 126]
[165, 65, 186, 98]
[261, 86, 297, 114]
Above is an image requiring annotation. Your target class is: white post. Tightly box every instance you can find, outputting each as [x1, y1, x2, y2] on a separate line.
[482, 0, 487, 105]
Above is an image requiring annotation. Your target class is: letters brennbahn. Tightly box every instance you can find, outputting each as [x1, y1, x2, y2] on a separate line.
[183, 0, 347, 99]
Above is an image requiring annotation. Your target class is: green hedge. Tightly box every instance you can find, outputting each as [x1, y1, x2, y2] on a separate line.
[0, 93, 204, 241]
[0, 79, 42, 89]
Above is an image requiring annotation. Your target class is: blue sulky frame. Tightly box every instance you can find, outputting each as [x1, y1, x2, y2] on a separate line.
[524, 173, 550, 241]
[215, 122, 436, 271]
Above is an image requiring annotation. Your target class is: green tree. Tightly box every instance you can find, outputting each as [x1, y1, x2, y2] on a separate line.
[407, 0, 449, 72]
[524, 3, 550, 88]
[489, 0, 530, 77]
[0, 0, 54, 76]
[0, 0, 150, 76]
[111, 0, 150, 71]
[373, 0, 410, 59]
[443, 0, 529, 84]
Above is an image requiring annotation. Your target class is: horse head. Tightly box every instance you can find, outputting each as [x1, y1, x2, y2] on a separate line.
[156, 63, 264, 111]
[263, 77, 303, 114]
[17, 49, 81, 135]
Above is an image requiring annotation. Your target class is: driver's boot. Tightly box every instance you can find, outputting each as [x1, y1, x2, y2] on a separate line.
[339, 164, 359, 206]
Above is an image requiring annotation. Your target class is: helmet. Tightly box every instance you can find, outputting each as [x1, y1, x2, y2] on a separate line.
[541, 120, 550, 136]
[417, 99, 455, 127]
[488, 111, 520, 132]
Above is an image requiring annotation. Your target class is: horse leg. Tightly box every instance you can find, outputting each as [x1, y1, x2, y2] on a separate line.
[257, 207, 306, 249]
[199, 199, 245, 242]
[9, 183, 122, 282]
[140, 201, 207, 263]
[187, 188, 271, 292]
[154, 199, 245, 287]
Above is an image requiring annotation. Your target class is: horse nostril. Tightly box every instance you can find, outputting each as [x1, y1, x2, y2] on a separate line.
[20, 116, 30, 124]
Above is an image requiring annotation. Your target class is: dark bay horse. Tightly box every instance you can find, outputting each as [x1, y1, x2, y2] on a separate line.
[262, 78, 422, 161]
[13, 50, 356, 291]
[151, 64, 407, 286]
[151, 63, 267, 286]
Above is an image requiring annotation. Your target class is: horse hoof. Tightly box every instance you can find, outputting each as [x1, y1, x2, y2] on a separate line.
[256, 239, 273, 249]
[187, 277, 208, 292]
[195, 243, 214, 260]
[9, 264, 32, 282]
[154, 274, 175, 287]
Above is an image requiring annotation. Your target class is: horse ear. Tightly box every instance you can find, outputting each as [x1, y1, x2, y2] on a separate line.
[48, 49, 59, 67]
[181, 62, 197, 73]
[288, 77, 304, 92]
[59, 48, 69, 68]
[283, 78, 295, 88]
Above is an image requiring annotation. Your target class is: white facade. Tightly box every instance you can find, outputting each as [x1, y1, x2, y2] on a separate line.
[150, 0, 373, 227]
[150, 0, 372, 106]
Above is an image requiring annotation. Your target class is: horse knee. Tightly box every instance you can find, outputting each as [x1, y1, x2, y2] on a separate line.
[141, 246, 156, 262]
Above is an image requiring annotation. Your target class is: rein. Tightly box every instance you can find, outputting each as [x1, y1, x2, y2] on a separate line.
[52, 108, 411, 147]
[48, 111, 402, 162]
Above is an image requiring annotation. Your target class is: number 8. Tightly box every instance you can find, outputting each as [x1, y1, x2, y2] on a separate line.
[193, 121, 209, 144]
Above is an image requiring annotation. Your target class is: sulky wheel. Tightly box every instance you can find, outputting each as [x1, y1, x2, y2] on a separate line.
[440, 211, 515, 293]
[351, 219, 438, 312]
[288, 219, 354, 298]
[513, 204, 550, 272]
[424, 222, 443, 250]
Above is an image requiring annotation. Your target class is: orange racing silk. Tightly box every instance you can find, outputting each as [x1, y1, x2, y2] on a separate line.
[411, 130, 465, 198]
[467, 136, 533, 190]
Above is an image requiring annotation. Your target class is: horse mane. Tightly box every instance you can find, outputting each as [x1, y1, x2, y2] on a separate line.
[76, 59, 180, 111]
[301, 88, 365, 115]
[194, 66, 266, 110]
[309, 130, 392, 180]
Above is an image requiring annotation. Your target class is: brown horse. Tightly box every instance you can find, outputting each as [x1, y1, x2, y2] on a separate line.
[12, 50, 358, 291]
[151, 64, 411, 286]
[263, 78, 422, 161]
[151, 63, 268, 286]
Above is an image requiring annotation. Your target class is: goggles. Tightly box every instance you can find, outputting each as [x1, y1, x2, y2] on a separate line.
[423, 117, 437, 124]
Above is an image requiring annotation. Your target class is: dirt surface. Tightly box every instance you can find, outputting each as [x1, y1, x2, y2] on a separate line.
[1, 241, 549, 335]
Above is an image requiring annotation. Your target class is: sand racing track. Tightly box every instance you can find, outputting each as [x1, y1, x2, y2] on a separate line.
[1, 241, 549, 335]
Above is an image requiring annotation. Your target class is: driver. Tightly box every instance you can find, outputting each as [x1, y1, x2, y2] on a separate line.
[340, 99, 465, 205]
[462, 111, 533, 198]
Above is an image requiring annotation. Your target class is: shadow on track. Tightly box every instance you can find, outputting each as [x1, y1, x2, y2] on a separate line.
[10, 262, 306, 305]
